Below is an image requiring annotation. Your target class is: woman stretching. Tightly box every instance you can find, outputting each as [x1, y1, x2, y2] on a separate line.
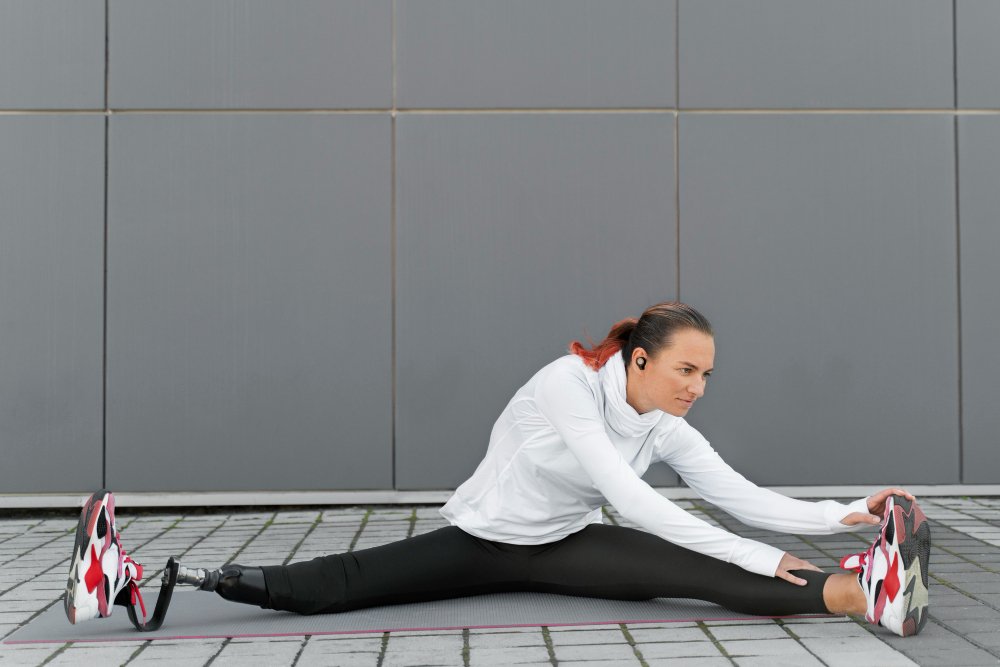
[65, 302, 931, 637]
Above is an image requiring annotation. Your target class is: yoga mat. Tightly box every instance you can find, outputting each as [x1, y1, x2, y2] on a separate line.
[5, 590, 830, 644]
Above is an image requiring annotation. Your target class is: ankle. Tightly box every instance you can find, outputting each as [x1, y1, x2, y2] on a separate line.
[823, 573, 866, 615]
[175, 564, 220, 591]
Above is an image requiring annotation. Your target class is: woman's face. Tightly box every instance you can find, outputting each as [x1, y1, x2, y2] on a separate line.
[628, 328, 715, 416]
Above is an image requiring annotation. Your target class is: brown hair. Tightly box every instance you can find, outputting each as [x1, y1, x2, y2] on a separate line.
[569, 302, 713, 371]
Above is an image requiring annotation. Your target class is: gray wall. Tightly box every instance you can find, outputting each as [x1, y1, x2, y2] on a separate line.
[0, 0, 995, 494]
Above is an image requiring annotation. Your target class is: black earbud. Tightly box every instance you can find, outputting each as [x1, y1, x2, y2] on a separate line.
[636, 357, 646, 370]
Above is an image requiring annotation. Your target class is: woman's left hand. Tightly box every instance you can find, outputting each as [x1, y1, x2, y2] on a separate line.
[776, 552, 825, 586]
[839, 487, 916, 527]
[866, 487, 915, 516]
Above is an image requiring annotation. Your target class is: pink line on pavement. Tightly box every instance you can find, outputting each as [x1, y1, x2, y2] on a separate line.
[3, 614, 835, 645]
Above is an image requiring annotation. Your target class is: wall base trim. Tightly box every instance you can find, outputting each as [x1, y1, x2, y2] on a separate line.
[2, 484, 998, 510]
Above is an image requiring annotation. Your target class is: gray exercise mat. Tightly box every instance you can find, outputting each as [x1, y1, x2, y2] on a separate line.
[5, 590, 830, 644]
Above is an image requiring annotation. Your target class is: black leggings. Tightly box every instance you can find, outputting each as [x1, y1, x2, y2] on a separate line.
[259, 524, 832, 616]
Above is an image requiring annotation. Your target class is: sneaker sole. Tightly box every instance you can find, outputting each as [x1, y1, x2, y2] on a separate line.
[893, 497, 931, 637]
[64, 489, 115, 624]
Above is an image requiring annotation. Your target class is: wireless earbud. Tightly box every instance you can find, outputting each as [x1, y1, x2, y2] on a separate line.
[636, 357, 646, 370]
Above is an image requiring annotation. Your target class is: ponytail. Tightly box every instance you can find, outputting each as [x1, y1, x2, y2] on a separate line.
[569, 302, 713, 371]
[569, 318, 637, 371]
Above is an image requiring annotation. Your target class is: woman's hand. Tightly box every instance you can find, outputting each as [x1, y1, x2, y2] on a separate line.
[776, 552, 824, 586]
[866, 487, 915, 516]
[839, 487, 916, 527]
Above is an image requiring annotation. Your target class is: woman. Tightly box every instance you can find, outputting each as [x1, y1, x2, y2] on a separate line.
[65, 302, 931, 637]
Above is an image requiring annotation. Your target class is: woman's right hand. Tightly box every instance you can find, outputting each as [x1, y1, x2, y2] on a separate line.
[776, 552, 824, 586]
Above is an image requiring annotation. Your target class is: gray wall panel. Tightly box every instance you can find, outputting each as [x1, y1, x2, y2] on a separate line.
[0, 0, 104, 109]
[958, 117, 1000, 483]
[397, 0, 675, 109]
[0, 116, 104, 492]
[679, 0, 953, 109]
[109, 0, 391, 109]
[396, 114, 677, 489]
[679, 115, 957, 485]
[957, 0, 1000, 107]
[106, 114, 392, 492]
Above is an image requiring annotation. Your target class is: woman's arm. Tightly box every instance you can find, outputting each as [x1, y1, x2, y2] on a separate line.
[660, 420, 880, 534]
[534, 368, 787, 578]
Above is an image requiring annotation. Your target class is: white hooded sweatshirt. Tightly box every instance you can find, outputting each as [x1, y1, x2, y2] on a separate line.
[440, 353, 869, 578]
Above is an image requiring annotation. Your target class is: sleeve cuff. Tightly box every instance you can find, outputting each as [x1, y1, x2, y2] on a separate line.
[824, 496, 872, 533]
[730, 538, 787, 577]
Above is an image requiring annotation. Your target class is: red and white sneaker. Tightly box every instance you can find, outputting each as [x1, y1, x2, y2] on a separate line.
[64, 490, 146, 624]
[840, 495, 931, 637]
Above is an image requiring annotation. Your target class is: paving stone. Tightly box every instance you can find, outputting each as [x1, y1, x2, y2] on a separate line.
[381, 650, 463, 666]
[963, 632, 1000, 650]
[642, 659, 730, 667]
[469, 631, 545, 648]
[940, 572, 1000, 583]
[385, 631, 464, 645]
[733, 655, 824, 667]
[707, 623, 787, 640]
[798, 637, 919, 666]
[45, 644, 143, 666]
[0, 646, 62, 665]
[635, 640, 724, 659]
[0, 601, 47, 613]
[628, 627, 707, 643]
[932, 605, 1000, 620]
[783, 620, 871, 638]
[720, 638, 815, 658]
[942, 618, 1000, 634]
[467, 645, 551, 664]
[128, 640, 227, 664]
[0, 614, 32, 625]
[383, 638, 463, 665]
[553, 641, 635, 661]
[548, 629, 625, 645]
[210, 638, 304, 666]
[558, 660, 639, 667]
[296, 650, 381, 667]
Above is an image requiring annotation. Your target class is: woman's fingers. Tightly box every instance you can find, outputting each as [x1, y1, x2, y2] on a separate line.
[841, 511, 882, 526]
[776, 569, 807, 586]
[867, 487, 917, 514]
[776, 552, 824, 586]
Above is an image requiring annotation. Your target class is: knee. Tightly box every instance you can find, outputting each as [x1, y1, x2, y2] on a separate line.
[214, 564, 270, 609]
[264, 554, 350, 615]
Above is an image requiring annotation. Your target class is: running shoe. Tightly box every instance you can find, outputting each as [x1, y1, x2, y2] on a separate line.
[840, 495, 931, 637]
[64, 490, 145, 624]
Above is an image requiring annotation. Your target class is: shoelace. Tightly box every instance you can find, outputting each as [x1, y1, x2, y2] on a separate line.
[840, 551, 868, 573]
[121, 547, 147, 620]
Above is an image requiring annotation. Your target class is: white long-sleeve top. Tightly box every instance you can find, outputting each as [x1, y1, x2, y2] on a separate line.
[440, 353, 870, 578]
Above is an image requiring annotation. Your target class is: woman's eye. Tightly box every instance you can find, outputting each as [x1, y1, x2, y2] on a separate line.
[680, 368, 691, 375]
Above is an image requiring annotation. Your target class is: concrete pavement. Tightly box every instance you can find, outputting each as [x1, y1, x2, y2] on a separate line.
[1, 497, 998, 666]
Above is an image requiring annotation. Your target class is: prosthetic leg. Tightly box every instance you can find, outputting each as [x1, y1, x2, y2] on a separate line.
[113, 557, 178, 632]
[116, 558, 268, 631]
[175, 562, 270, 607]
[65, 490, 270, 632]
